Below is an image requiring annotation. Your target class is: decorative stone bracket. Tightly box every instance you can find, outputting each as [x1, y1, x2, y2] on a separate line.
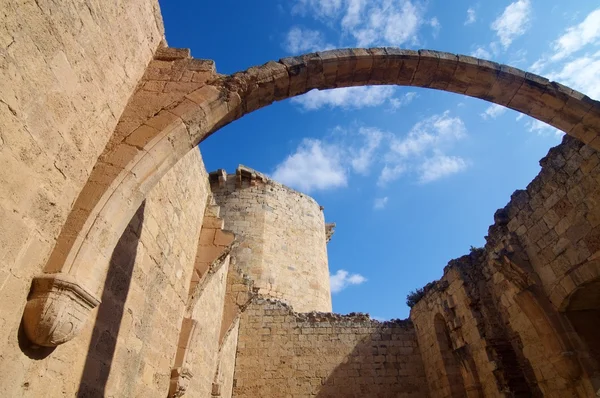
[169, 366, 194, 398]
[23, 273, 100, 347]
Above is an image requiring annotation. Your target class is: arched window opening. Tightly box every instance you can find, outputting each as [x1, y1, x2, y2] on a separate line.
[564, 278, 600, 367]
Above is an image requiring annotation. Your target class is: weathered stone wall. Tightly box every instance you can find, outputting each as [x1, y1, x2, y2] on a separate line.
[0, 0, 164, 337]
[410, 135, 600, 397]
[411, 255, 533, 397]
[211, 167, 332, 313]
[0, 148, 209, 396]
[233, 298, 429, 397]
[483, 135, 600, 396]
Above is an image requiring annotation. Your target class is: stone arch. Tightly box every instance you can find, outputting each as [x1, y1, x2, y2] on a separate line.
[23, 47, 600, 346]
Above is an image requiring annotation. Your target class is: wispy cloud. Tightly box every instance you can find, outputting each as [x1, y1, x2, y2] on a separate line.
[419, 155, 468, 183]
[373, 196, 389, 210]
[491, 0, 532, 49]
[272, 112, 469, 194]
[429, 17, 441, 38]
[377, 164, 406, 187]
[379, 111, 469, 186]
[546, 53, 600, 99]
[550, 9, 600, 61]
[465, 7, 476, 25]
[290, 0, 436, 48]
[528, 8, 600, 100]
[272, 139, 347, 192]
[291, 86, 397, 111]
[351, 128, 384, 174]
[284, 26, 333, 53]
[481, 104, 507, 119]
[330, 269, 367, 293]
[471, 47, 491, 59]
[520, 118, 564, 137]
[388, 111, 467, 158]
[388, 92, 418, 111]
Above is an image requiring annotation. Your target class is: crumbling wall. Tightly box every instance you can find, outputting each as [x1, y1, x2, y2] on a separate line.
[410, 135, 600, 397]
[484, 135, 600, 396]
[0, 147, 209, 396]
[233, 298, 428, 397]
[0, 0, 164, 357]
[211, 167, 332, 313]
[411, 255, 532, 397]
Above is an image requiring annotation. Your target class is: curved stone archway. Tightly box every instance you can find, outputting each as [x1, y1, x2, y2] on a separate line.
[23, 47, 600, 346]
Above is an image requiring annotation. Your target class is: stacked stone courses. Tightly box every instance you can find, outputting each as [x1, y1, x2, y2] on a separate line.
[3, 0, 600, 396]
[210, 166, 333, 313]
[233, 298, 429, 398]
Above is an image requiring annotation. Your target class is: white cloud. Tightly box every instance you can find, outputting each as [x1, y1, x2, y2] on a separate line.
[291, 86, 397, 110]
[471, 47, 491, 59]
[388, 111, 467, 158]
[293, 0, 432, 47]
[293, 0, 343, 19]
[272, 139, 347, 192]
[377, 164, 406, 186]
[481, 104, 507, 120]
[491, 0, 532, 49]
[546, 52, 600, 100]
[526, 9, 600, 101]
[373, 196, 389, 210]
[350, 127, 383, 174]
[465, 7, 476, 25]
[550, 8, 600, 61]
[419, 155, 468, 183]
[389, 92, 418, 111]
[272, 112, 469, 193]
[429, 17, 441, 38]
[330, 269, 367, 293]
[284, 26, 332, 53]
[524, 119, 564, 137]
[379, 111, 469, 186]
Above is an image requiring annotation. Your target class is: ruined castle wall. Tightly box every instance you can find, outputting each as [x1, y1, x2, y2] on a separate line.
[0, 148, 209, 397]
[410, 136, 600, 397]
[233, 298, 428, 397]
[486, 136, 600, 396]
[212, 172, 332, 313]
[0, 0, 164, 383]
[499, 135, 600, 308]
[411, 265, 502, 398]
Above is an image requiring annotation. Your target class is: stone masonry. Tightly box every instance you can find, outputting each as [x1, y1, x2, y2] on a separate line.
[1, 0, 600, 397]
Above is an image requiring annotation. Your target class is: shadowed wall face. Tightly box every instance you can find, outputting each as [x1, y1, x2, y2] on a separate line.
[0, 149, 209, 397]
[0, 0, 164, 366]
[565, 278, 600, 369]
[233, 299, 428, 398]
[433, 314, 467, 398]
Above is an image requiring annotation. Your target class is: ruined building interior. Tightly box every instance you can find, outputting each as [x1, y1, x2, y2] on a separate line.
[1, 0, 600, 397]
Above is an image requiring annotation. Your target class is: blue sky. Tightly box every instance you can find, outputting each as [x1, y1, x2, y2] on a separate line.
[159, 1, 600, 319]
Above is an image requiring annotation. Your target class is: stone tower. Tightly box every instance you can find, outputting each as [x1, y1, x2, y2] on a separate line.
[209, 166, 332, 313]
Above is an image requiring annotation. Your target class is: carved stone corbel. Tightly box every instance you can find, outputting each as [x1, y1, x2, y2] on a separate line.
[169, 367, 194, 398]
[22, 273, 100, 347]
